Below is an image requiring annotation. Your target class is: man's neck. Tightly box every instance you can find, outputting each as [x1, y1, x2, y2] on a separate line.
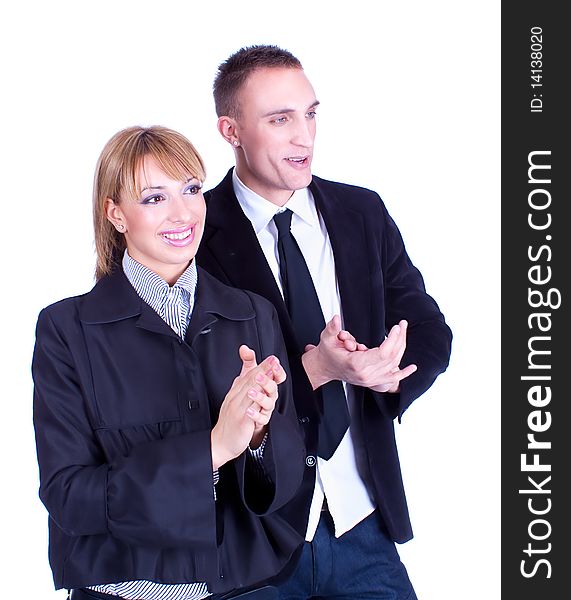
[234, 166, 295, 207]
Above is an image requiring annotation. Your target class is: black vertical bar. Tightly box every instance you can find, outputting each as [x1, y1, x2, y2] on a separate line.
[502, 2, 569, 597]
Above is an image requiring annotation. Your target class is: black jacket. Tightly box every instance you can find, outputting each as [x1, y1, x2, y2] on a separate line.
[32, 266, 305, 592]
[198, 169, 453, 547]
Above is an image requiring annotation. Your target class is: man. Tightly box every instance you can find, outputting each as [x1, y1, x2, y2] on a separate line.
[197, 45, 452, 599]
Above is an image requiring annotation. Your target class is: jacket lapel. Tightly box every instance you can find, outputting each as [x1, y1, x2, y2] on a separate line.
[202, 170, 372, 349]
[185, 268, 256, 344]
[310, 177, 372, 344]
[202, 170, 298, 348]
[80, 267, 181, 339]
[80, 263, 257, 345]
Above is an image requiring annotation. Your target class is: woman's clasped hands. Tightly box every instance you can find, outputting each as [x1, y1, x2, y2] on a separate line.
[210, 345, 286, 469]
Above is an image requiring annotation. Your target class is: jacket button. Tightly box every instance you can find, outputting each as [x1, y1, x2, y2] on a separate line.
[299, 416, 310, 424]
[305, 455, 316, 467]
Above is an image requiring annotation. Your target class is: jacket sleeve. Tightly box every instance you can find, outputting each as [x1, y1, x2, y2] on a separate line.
[32, 307, 217, 549]
[371, 200, 453, 420]
[234, 294, 305, 515]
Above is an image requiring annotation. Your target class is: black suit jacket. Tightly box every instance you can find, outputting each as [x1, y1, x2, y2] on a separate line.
[32, 266, 305, 592]
[198, 169, 453, 546]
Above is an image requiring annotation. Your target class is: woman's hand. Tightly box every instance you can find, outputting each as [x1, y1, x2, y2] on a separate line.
[210, 345, 286, 469]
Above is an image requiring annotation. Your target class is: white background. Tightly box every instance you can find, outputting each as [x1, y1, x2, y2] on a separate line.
[0, 1, 500, 597]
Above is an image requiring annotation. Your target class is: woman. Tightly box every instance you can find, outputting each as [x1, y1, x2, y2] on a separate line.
[32, 126, 305, 600]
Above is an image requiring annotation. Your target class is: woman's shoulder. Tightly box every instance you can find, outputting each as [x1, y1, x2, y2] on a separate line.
[36, 291, 90, 331]
[35, 273, 108, 330]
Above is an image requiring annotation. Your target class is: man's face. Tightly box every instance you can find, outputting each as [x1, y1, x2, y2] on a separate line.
[233, 67, 318, 206]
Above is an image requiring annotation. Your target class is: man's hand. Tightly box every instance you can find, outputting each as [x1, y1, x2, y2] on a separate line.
[211, 346, 285, 469]
[301, 316, 417, 393]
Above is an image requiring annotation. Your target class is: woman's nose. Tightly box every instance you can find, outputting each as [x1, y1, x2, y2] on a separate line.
[168, 193, 192, 223]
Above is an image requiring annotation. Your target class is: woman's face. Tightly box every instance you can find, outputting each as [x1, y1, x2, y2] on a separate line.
[107, 156, 206, 284]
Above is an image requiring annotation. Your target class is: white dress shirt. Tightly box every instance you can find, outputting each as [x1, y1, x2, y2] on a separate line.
[233, 170, 376, 540]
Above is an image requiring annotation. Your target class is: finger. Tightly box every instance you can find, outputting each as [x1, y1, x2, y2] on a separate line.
[376, 322, 410, 369]
[385, 323, 402, 344]
[374, 363, 417, 393]
[270, 362, 287, 384]
[248, 394, 276, 415]
[256, 354, 279, 374]
[337, 329, 354, 341]
[264, 360, 286, 378]
[264, 368, 285, 386]
[246, 406, 272, 426]
[323, 315, 342, 338]
[239, 344, 258, 374]
[378, 324, 402, 358]
[247, 387, 276, 411]
[398, 363, 417, 379]
[389, 363, 418, 386]
[243, 354, 281, 385]
[304, 343, 317, 352]
[337, 330, 358, 351]
[254, 372, 279, 398]
[341, 338, 357, 351]
[246, 397, 274, 416]
[394, 320, 409, 362]
[356, 343, 369, 351]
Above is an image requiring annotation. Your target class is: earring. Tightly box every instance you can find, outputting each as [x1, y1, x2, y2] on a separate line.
[116, 224, 125, 232]
[233, 140, 239, 147]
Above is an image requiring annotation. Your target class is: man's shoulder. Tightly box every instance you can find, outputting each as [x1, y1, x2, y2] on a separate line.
[310, 175, 385, 211]
[204, 168, 233, 202]
[311, 174, 376, 193]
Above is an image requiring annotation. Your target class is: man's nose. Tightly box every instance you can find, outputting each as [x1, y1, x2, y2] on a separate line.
[291, 118, 314, 148]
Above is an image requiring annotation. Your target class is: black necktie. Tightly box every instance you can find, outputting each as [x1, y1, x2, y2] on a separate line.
[273, 209, 350, 460]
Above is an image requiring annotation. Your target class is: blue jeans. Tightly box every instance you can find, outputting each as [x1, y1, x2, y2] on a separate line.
[276, 510, 417, 600]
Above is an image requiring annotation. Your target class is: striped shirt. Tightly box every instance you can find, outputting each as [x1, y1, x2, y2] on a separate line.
[122, 250, 197, 338]
[90, 252, 210, 600]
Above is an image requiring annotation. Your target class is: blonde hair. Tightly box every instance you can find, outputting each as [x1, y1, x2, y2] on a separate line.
[93, 125, 206, 280]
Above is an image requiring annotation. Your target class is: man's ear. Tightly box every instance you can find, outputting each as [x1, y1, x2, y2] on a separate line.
[218, 116, 241, 148]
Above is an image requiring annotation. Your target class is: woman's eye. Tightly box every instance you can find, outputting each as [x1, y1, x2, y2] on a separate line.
[141, 194, 164, 205]
[307, 111, 317, 119]
[184, 184, 202, 195]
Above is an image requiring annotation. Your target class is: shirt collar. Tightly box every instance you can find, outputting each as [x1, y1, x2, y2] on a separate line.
[122, 250, 198, 311]
[232, 168, 318, 233]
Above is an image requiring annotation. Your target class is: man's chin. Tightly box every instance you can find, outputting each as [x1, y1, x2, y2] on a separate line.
[287, 171, 313, 191]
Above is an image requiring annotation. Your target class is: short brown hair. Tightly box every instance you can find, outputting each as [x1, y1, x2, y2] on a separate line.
[93, 125, 206, 281]
[213, 45, 303, 118]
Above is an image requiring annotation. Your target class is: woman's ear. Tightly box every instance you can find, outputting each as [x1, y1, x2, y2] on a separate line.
[104, 198, 127, 233]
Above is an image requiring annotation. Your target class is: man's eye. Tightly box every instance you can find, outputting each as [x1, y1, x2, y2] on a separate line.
[273, 116, 287, 124]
